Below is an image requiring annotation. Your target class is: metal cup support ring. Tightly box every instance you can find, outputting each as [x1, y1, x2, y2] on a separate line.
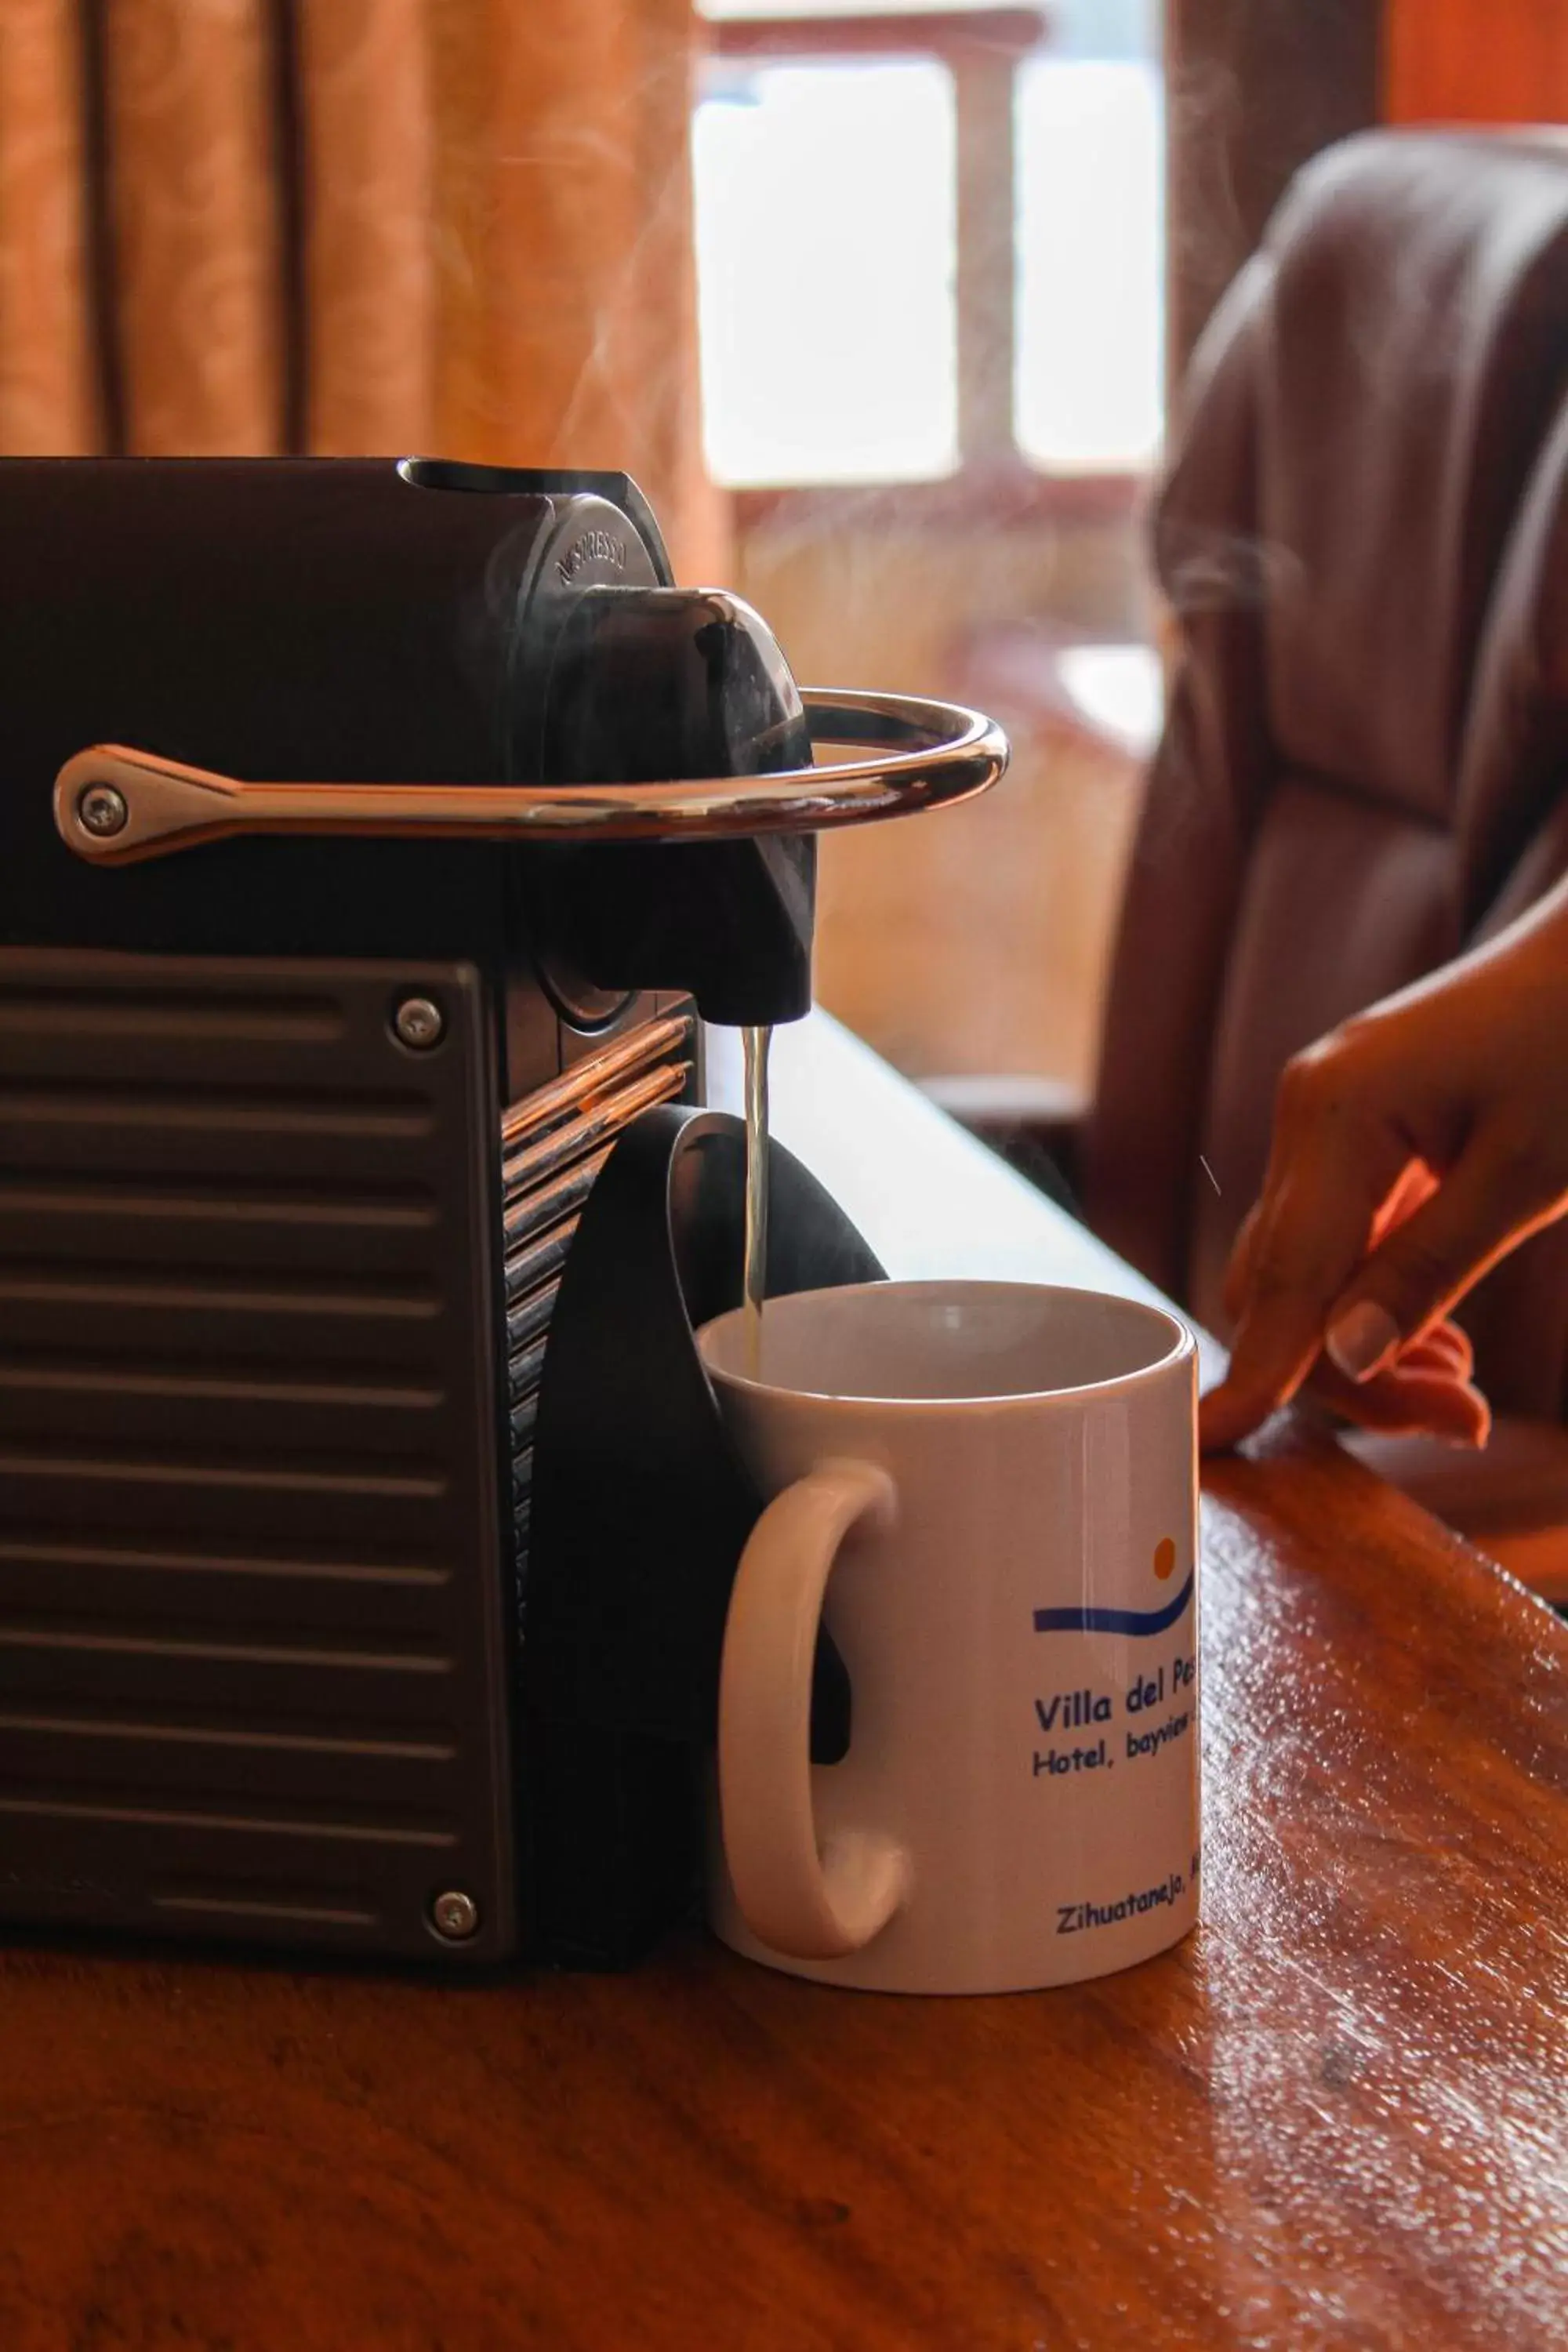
[53, 690, 1009, 866]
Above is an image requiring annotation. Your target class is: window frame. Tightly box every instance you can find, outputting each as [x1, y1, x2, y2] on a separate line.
[698, 5, 1152, 524]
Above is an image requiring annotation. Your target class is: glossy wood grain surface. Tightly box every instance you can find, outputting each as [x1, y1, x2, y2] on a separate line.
[4, 1018, 1566, 2351]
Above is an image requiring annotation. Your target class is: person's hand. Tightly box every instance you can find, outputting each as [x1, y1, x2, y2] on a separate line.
[1198, 879, 1568, 1453]
[1211, 1160, 1491, 1446]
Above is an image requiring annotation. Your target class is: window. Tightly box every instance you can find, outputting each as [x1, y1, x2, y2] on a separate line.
[1014, 55, 1163, 471]
[694, 61, 958, 484]
[695, 0, 1164, 488]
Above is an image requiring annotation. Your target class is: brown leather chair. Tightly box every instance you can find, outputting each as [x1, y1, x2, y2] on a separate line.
[1054, 131, 1568, 1592]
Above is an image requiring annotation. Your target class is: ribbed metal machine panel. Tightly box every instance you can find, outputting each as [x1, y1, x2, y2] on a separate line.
[0, 951, 514, 1960]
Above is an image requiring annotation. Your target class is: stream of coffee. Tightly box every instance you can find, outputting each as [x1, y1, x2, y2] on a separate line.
[741, 1023, 771, 1376]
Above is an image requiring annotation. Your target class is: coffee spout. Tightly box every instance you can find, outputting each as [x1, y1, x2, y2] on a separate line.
[520, 586, 817, 1026]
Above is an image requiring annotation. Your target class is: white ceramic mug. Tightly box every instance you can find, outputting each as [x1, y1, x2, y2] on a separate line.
[697, 1280, 1200, 1994]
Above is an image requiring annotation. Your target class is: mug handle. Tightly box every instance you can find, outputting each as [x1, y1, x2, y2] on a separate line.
[718, 1458, 910, 1958]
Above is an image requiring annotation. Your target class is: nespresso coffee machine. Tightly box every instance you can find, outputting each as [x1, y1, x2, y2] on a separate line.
[0, 457, 1005, 1969]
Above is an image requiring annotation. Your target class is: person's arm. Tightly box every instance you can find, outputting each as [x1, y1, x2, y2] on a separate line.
[1199, 872, 1568, 1453]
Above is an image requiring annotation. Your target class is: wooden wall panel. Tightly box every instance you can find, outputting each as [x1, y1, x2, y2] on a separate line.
[1386, 0, 1568, 125]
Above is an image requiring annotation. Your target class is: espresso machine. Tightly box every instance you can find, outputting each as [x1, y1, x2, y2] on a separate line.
[0, 457, 1005, 1969]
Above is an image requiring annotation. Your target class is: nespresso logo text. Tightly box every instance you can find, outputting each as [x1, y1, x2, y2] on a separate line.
[0, 1866, 122, 1904]
[557, 528, 627, 586]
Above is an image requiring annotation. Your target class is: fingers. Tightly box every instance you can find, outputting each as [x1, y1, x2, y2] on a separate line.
[1216, 1159, 1443, 1358]
[1406, 1318, 1473, 1380]
[1199, 1322, 1489, 1453]
[1369, 1156, 1438, 1246]
[1323, 1134, 1559, 1383]
[1305, 1352, 1491, 1446]
[1199, 1338, 1486, 1452]
[1220, 1203, 1262, 1325]
[1196, 1372, 1264, 1452]
[1202, 1100, 1410, 1450]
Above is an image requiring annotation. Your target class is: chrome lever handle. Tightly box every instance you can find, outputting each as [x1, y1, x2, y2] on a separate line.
[53, 690, 1008, 866]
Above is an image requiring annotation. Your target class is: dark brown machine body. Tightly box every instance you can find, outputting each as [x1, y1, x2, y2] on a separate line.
[0, 458, 827, 1968]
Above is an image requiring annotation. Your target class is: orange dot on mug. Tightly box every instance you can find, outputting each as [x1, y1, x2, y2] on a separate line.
[1153, 1537, 1178, 1581]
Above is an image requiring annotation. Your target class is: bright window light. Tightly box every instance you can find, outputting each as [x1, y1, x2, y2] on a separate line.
[1014, 59, 1165, 471]
[1057, 644, 1163, 758]
[694, 62, 959, 487]
[699, 1, 1000, 20]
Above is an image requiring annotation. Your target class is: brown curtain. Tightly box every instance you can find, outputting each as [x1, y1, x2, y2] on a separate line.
[0, 0, 722, 575]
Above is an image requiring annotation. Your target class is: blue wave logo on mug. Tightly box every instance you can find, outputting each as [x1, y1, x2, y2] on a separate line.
[1033, 1537, 1195, 1638]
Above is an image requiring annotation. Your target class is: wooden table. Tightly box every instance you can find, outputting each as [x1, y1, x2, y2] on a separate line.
[5, 1017, 1567, 2351]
